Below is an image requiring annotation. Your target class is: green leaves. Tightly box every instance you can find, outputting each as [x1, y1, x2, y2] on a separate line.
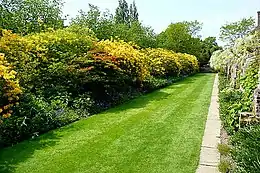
[0, 0, 64, 34]
[220, 17, 255, 47]
[200, 37, 222, 65]
[157, 22, 222, 66]
[231, 125, 260, 173]
[216, 31, 260, 172]
[114, 0, 138, 25]
[71, 4, 156, 49]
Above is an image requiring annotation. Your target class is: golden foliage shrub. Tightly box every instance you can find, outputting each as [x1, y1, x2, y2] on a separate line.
[143, 48, 198, 77]
[96, 40, 150, 81]
[0, 53, 22, 121]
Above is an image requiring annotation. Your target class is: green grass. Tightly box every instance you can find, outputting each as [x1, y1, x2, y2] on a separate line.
[0, 73, 215, 173]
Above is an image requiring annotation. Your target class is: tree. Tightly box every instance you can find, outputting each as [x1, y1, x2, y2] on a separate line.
[130, 1, 138, 21]
[73, 5, 100, 32]
[220, 17, 255, 46]
[157, 22, 202, 58]
[71, 2, 155, 48]
[115, 0, 129, 24]
[184, 20, 202, 38]
[115, 0, 138, 25]
[122, 21, 156, 48]
[0, 0, 64, 34]
[71, 4, 114, 40]
[200, 37, 222, 65]
[71, 5, 100, 33]
[129, 3, 133, 22]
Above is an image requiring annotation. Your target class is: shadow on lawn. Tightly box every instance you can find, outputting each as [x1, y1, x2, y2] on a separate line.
[0, 91, 176, 173]
[0, 131, 63, 173]
[0, 73, 210, 173]
[107, 73, 209, 111]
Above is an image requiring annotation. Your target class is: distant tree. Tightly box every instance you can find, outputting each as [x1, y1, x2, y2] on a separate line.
[129, 3, 133, 21]
[157, 22, 202, 58]
[115, 0, 129, 24]
[184, 20, 203, 38]
[72, 5, 100, 32]
[220, 17, 255, 46]
[71, 3, 155, 48]
[115, 0, 138, 25]
[0, 0, 64, 34]
[200, 37, 222, 65]
[71, 4, 114, 40]
[131, 1, 138, 21]
[124, 21, 156, 48]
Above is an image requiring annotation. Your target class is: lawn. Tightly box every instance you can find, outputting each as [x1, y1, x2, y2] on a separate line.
[0, 73, 215, 173]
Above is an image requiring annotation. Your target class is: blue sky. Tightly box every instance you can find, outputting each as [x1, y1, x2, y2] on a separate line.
[63, 0, 260, 43]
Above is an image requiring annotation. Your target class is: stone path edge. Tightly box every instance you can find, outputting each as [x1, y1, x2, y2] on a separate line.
[196, 74, 220, 173]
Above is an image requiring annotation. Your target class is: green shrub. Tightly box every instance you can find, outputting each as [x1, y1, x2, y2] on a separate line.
[0, 28, 97, 146]
[218, 73, 260, 173]
[219, 84, 243, 133]
[142, 76, 181, 92]
[231, 125, 260, 173]
[218, 73, 254, 134]
[218, 159, 233, 173]
[0, 28, 95, 96]
[0, 93, 85, 147]
[218, 144, 231, 156]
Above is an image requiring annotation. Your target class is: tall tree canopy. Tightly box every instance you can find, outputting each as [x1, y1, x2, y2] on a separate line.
[157, 22, 202, 58]
[115, 0, 138, 25]
[200, 37, 222, 65]
[71, 3, 155, 48]
[129, 1, 138, 22]
[184, 20, 203, 38]
[220, 17, 255, 46]
[71, 4, 114, 39]
[115, 0, 129, 24]
[157, 21, 221, 65]
[0, 0, 64, 34]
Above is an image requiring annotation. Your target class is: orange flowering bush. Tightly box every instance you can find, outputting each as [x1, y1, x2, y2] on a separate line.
[0, 53, 22, 121]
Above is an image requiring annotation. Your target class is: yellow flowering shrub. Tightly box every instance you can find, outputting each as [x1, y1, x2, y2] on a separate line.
[0, 28, 95, 91]
[0, 53, 22, 121]
[176, 53, 199, 74]
[143, 48, 198, 77]
[96, 40, 150, 81]
[96, 40, 199, 80]
[142, 48, 169, 76]
[0, 28, 95, 64]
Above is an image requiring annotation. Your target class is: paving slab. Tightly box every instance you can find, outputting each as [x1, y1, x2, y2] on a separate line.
[197, 165, 219, 173]
[202, 134, 220, 148]
[196, 74, 220, 173]
[204, 120, 221, 137]
[199, 147, 220, 166]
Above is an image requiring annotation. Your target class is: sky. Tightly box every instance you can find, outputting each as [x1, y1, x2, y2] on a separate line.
[63, 0, 260, 43]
